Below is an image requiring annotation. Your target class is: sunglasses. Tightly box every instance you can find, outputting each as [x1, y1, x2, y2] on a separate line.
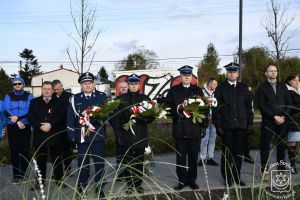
[13, 82, 23, 86]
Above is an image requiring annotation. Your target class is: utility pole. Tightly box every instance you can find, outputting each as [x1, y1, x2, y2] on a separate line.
[239, 0, 243, 81]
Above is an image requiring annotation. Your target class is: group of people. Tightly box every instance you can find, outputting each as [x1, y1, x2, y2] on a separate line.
[0, 63, 299, 199]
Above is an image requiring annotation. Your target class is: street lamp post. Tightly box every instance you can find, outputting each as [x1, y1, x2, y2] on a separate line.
[239, 0, 243, 81]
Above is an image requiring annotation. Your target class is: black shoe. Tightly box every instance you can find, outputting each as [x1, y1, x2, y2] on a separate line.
[244, 155, 254, 164]
[207, 158, 218, 166]
[136, 186, 144, 194]
[235, 181, 246, 186]
[291, 164, 298, 174]
[174, 183, 185, 190]
[197, 160, 204, 167]
[96, 190, 105, 199]
[189, 182, 199, 190]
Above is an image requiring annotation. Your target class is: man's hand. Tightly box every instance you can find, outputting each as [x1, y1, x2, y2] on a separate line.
[17, 121, 25, 129]
[10, 116, 18, 123]
[40, 123, 51, 132]
[274, 115, 285, 125]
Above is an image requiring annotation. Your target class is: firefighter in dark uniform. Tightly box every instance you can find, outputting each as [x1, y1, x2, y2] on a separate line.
[67, 72, 107, 199]
[112, 74, 154, 194]
[213, 63, 254, 187]
[165, 65, 205, 190]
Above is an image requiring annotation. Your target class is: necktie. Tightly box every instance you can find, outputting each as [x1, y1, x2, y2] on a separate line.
[45, 98, 49, 104]
[86, 96, 91, 100]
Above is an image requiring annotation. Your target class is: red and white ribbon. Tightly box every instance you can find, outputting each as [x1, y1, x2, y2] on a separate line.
[79, 112, 95, 143]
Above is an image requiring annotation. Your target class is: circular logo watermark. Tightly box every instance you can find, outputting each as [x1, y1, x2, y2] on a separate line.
[264, 161, 296, 199]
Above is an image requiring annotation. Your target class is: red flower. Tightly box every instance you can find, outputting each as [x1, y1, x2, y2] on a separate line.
[151, 101, 157, 107]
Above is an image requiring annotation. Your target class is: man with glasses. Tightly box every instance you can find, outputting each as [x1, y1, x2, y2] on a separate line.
[3, 77, 33, 183]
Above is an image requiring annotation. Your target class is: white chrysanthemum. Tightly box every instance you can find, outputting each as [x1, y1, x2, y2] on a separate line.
[145, 146, 152, 155]
[158, 110, 168, 119]
[210, 98, 218, 107]
[92, 106, 100, 111]
[196, 98, 205, 106]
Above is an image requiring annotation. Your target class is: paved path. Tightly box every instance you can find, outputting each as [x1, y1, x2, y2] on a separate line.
[0, 150, 299, 200]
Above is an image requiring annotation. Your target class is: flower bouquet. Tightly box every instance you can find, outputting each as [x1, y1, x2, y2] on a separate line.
[123, 100, 170, 135]
[181, 95, 217, 124]
[79, 99, 121, 139]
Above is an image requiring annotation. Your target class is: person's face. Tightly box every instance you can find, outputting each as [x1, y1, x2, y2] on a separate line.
[81, 81, 95, 93]
[128, 82, 140, 93]
[42, 84, 53, 98]
[226, 71, 239, 82]
[181, 74, 192, 85]
[289, 76, 300, 89]
[12, 81, 24, 91]
[265, 66, 278, 79]
[208, 80, 218, 90]
[119, 82, 128, 95]
[53, 83, 64, 96]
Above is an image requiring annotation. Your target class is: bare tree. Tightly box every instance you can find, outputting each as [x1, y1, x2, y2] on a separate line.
[261, 0, 295, 80]
[66, 0, 100, 74]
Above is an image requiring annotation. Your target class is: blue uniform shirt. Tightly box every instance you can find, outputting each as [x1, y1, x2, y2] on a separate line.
[67, 90, 107, 143]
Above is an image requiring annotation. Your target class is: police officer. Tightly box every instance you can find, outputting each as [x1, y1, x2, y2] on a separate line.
[165, 65, 205, 190]
[113, 74, 154, 194]
[213, 63, 254, 187]
[67, 72, 106, 199]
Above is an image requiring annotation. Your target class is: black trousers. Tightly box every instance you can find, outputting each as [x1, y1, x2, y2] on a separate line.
[62, 133, 73, 171]
[175, 138, 199, 184]
[7, 124, 31, 179]
[244, 134, 251, 156]
[123, 147, 144, 188]
[35, 145, 63, 183]
[260, 120, 287, 172]
[221, 130, 245, 183]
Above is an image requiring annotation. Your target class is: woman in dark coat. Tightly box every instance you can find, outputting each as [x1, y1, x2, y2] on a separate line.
[286, 74, 300, 174]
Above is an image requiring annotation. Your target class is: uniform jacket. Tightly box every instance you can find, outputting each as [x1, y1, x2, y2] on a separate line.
[256, 81, 291, 121]
[67, 90, 107, 144]
[3, 90, 33, 125]
[213, 80, 253, 131]
[286, 86, 300, 132]
[165, 83, 207, 138]
[28, 96, 65, 147]
[113, 91, 153, 149]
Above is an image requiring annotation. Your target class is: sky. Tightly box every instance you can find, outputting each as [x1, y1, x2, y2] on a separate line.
[0, 0, 299, 78]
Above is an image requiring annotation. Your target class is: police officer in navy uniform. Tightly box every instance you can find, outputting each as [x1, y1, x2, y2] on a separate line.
[67, 72, 107, 199]
[165, 65, 206, 190]
[112, 74, 154, 194]
[213, 63, 254, 187]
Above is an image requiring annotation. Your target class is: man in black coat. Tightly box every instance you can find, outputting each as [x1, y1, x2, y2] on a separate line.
[165, 65, 205, 190]
[256, 65, 291, 180]
[113, 74, 154, 194]
[213, 63, 253, 187]
[52, 79, 73, 176]
[28, 81, 65, 189]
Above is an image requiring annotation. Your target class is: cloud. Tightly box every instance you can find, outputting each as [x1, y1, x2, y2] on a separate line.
[112, 39, 139, 51]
